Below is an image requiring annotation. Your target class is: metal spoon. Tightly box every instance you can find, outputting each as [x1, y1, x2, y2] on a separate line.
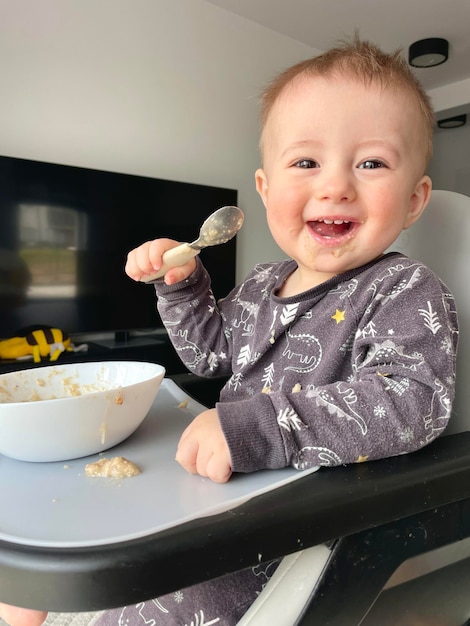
[141, 205, 244, 282]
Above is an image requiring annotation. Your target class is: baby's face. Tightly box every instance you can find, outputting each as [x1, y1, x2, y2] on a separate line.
[256, 75, 431, 288]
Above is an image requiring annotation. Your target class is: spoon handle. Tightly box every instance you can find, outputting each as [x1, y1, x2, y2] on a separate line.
[140, 243, 200, 282]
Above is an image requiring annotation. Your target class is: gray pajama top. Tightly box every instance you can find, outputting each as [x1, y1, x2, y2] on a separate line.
[154, 252, 458, 474]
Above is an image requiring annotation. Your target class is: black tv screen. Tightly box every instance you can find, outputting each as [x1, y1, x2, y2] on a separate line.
[0, 156, 238, 340]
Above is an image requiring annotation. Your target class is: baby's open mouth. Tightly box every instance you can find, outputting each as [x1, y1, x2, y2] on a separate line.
[309, 219, 353, 239]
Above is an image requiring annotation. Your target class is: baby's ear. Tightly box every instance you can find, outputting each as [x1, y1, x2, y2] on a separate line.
[255, 169, 269, 208]
[404, 175, 432, 229]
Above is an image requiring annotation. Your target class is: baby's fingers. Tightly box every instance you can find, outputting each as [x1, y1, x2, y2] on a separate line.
[175, 434, 199, 475]
[206, 454, 232, 484]
[125, 239, 178, 281]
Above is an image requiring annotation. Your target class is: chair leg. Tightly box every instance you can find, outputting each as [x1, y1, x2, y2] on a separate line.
[237, 544, 332, 626]
[295, 534, 401, 625]
[296, 500, 469, 626]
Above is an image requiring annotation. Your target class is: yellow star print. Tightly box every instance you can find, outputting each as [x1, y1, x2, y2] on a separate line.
[331, 309, 346, 324]
[356, 455, 369, 463]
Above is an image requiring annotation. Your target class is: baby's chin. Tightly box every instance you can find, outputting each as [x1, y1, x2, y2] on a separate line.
[292, 246, 380, 281]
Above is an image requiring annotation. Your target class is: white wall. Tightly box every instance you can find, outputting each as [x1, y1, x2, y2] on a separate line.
[429, 78, 470, 115]
[0, 0, 317, 281]
[428, 80, 470, 196]
[428, 124, 470, 196]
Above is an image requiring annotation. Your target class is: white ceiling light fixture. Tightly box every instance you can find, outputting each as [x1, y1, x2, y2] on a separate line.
[409, 37, 449, 68]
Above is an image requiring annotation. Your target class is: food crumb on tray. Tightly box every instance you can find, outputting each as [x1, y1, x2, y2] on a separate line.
[85, 456, 141, 478]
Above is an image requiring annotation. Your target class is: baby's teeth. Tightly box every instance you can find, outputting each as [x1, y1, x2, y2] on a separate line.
[323, 219, 333, 224]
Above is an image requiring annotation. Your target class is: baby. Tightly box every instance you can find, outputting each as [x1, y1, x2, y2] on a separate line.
[2, 36, 458, 626]
[126, 38, 458, 486]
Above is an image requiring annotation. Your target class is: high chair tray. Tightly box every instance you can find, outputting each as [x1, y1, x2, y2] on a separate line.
[0, 378, 318, 548]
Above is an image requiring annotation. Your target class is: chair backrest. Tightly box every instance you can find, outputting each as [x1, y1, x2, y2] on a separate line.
[390, 189, 470, 434]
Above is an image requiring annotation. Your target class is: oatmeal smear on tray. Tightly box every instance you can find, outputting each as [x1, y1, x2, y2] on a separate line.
[85, 456, 141, 478]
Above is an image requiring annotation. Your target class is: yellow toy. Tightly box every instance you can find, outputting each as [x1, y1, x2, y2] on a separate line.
[0, 327, 73, 363]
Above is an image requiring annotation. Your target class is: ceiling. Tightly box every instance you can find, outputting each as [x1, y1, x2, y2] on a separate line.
[205, 0, 470, 92]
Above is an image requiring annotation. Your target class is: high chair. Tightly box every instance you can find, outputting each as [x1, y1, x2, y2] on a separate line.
[238, 189, 470, 625]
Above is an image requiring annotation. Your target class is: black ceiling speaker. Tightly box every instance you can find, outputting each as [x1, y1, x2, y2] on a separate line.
[437, 114, 467, 129]
[409, 38, 449, 68]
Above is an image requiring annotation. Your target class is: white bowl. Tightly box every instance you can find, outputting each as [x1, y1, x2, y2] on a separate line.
[0, 361, 165, 462]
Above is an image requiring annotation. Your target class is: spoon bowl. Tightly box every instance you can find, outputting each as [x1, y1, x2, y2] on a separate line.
[191, 205, 244, 249]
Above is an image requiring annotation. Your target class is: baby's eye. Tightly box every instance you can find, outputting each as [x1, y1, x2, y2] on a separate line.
[359, 159, 386, 170]
[294, 159, 318, 169]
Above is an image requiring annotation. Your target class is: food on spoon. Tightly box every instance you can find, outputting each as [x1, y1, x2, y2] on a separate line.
[85, 456, 141, 478]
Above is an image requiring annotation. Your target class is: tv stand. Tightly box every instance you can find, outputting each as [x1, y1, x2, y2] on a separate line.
[0, 329, 187, 377]
[114, 330, 131, 343]
[85, 330, 167, 350]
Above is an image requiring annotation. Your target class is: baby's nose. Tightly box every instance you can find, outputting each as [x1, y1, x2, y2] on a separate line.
[315, 169, 356, 203]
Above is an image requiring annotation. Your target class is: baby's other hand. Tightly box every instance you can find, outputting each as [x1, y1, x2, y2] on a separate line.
[125, 238, 196, 285]
[0, 602, 47, 626]
[176, 408, 232, 483]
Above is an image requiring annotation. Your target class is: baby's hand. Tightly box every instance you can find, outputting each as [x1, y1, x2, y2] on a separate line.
[176, 408, 232, 483]
[125, 238, 197, 285]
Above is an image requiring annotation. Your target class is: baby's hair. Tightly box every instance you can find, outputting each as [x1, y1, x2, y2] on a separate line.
[259, 36, 436, 168]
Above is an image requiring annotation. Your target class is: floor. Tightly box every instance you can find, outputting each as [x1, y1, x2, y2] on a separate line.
[362, 555, 470, 625]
